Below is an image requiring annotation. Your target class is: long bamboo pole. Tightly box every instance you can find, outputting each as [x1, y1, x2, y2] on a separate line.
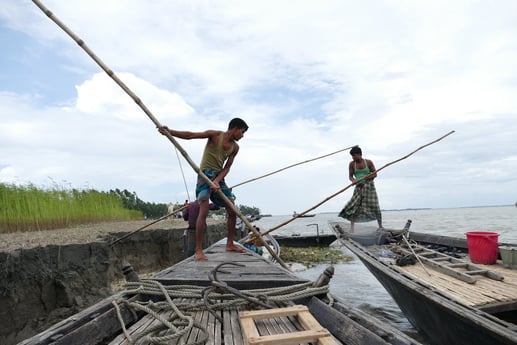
[230, 146, 354, 189]
[110, 145, 353, 247]
[112, 146, 354, 248]
[108, 206, 186, 247]
[32, 0, 289, 269]
[260, 130, 455, 237]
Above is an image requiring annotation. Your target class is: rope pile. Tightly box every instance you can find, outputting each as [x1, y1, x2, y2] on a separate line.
[112, 279, 330, 345]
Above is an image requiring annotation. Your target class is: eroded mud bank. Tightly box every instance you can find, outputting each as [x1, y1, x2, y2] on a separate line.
[0, 223, 227, 345]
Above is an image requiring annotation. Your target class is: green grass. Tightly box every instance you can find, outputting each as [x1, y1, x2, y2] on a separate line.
[0, 182, 142, 233]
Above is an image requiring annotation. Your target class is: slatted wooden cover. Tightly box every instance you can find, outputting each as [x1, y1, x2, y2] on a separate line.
[239, 305, 337, 345]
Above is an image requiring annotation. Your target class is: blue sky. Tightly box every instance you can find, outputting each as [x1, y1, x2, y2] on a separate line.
[1, 1, 517, 218]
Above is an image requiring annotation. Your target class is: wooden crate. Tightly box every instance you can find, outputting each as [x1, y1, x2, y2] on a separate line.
[239, 305, 337, 345]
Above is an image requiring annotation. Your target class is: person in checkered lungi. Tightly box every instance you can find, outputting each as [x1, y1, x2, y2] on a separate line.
[339, 146, 383, 232]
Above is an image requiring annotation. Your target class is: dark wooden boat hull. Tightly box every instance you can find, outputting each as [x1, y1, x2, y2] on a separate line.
[273, 234, 337, 247]
[340, 237, 517, 345]
[20, 240, 421, 345]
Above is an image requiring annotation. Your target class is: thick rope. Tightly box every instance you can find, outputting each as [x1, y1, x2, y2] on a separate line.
[113, 279, 329, 344]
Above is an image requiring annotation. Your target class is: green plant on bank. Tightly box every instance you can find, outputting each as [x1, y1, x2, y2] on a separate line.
[280, 246, 353, 268]
[0, 183, 142, 233]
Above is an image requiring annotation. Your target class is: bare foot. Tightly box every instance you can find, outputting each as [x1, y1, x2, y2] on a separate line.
[226, 244, 245, 253]
[194, 251, 208, 261]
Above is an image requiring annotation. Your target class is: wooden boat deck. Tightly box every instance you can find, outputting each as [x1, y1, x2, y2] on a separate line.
[393, 255, 517, 310]
[334, 227, 517, 345]
[109, 242, 343, 345]
[108, 299, 342, 345]
[20, 239, 421, 345]
[329, 221, 517, 312]
[152, 241, 308, 289]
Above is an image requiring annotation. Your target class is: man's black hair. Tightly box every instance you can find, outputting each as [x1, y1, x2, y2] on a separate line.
[350, 146, 362, 155]
[228, 118, 249, 131]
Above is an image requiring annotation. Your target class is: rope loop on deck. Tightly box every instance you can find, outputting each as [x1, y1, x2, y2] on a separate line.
[113, 278, 329, 344]
[113, 280, 208, 345]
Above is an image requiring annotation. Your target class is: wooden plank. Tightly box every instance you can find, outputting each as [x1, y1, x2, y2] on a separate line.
[230, 308, 246, 345]
[19, 291, 137, 345]
[45, 296, 143, 345]
[330, 298, 416, 345]
[247, 329, 331, 345]
[409, 232, 468, 249]
[200, 306, 211, 344]
[307, 297, 390, 345]
[223, 309, 235, 345]
[240, 305, 308, 319]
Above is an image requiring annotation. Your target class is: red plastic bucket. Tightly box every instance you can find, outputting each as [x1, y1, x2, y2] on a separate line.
[465, 231, 499, 264]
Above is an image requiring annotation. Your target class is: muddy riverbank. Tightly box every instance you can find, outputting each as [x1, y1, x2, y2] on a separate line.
[0, 219, 227, 345]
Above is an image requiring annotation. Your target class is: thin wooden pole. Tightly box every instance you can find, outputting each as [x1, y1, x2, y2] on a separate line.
[113, 146, 355, 248]
[260, 130, 455, 236]
[230, 146, 355, 189]
[402, 233, 432, 276]
[32, 0, 289, 269]
[108, 206, 186, 247]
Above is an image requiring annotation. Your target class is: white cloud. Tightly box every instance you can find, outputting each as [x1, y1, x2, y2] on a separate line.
[75, 72, 195, 122]
[1, 0, 517, 215]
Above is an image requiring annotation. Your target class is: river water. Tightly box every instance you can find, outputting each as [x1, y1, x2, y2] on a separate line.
[252, 205, 517, 343]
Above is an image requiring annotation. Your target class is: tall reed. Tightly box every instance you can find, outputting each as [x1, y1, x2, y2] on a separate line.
[0, 183, 142, 233]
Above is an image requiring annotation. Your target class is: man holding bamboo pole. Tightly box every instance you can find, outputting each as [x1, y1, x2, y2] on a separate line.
[159, 118, 248, 260]
[339, 146, 383, 231]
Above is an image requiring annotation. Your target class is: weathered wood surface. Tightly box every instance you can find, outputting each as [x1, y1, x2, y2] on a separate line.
[153, 241, 309, 289]
[109, 301, 344, 345]
[307, 298, 391, 345]
[18, 291, 142, 345]
[396, 257, 517, 309]
[240, 305, 337, 345]
[20, 240, 422, 345]
[398, 244, 504, 284]
[340, 236, 517, 345]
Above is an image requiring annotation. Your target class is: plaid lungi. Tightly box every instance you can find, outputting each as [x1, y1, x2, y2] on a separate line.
[339, 180, 381, 223]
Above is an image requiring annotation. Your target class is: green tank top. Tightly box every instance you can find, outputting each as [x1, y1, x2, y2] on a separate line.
[200, 132, 234, 171]
[354, 159, 370, 184]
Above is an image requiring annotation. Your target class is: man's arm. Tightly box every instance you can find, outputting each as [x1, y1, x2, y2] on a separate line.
[348, 161, 355, 182]
[159, 126, 219, 140]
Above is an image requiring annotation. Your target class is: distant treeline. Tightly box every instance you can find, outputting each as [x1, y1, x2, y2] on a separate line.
[109, 188, 168, 219]
[0, 183, 168, 234]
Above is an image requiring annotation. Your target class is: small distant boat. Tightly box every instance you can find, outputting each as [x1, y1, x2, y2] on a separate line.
[273, 233, 337, 247]
[293, 211, 316, 218]
[274, 223, 336, 247]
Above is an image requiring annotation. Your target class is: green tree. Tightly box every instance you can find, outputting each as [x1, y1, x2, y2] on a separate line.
[109, 189, 168, 219]
[238, 204, 261, 216]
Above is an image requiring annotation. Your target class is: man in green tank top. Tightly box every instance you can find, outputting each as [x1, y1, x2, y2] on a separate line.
[159, 118, 249, 260]
[339, 146, 383, 231]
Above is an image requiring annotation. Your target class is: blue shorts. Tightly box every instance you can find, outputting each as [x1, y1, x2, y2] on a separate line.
[196, 169, 234, 207]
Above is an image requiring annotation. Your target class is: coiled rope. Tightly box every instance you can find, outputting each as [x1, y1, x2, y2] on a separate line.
[112, 279, 330, 345]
